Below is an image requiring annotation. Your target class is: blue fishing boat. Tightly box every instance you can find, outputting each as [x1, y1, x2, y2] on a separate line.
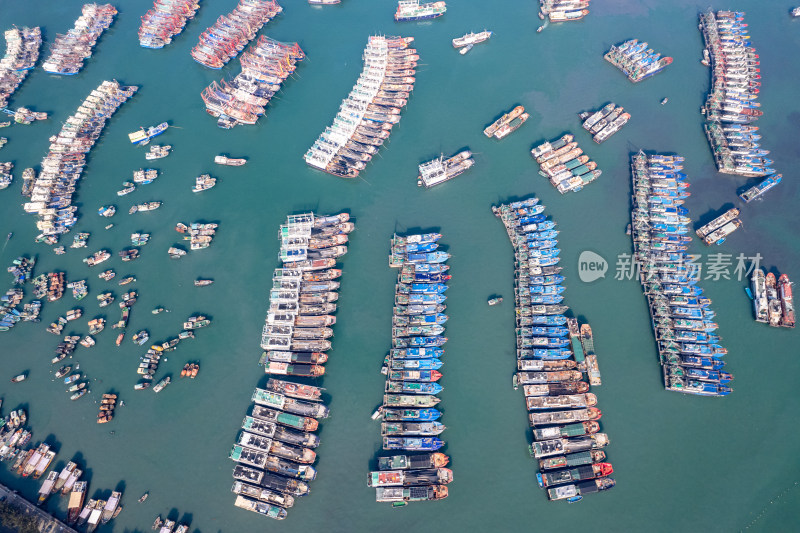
[686, 368, 733, 384]
[386, 381, 443, 394]
[528, 256, 561, 267]
[405, 251, 450, 263]
[528, 285, 566, 295]
[519, 214, 546, 225]
[525, 326, 570, 337]
[391, 347, 444, 359]
[529, 294, 565, 304]
[409, 263, 449, 273]
[527, 248, 560, 258]
[739, 174, 782, 203]
[520, 220, 556, 231]
[527, 315, 568, 326]
[408, 283, 448, 294]
[400, 294, 446, 305]
[519, 348, 574, 360]
[397, 242, 438, 253]
[406, 336, 447, 347]
[382, 437, 445, 451]
[387, 358, 444, 370]
[684, 380, 732, 396]
[680, 356, 725, 370]
[382, 408, 442, 421]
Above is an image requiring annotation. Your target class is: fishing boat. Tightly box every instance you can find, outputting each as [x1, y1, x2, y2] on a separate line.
[739, 174, 782, 202]
[488, 297, 503, 305]
[11, 373, 27, 383]
[394, 0, 446, 21]
[153, 376, 171, 393]
[128, 122, 168, 145]
[138, 492, 148, 503]
[452, 30, 492, 48]
[779, 274, 795, 328]
[215, 155, 246, 166]
[547, 477, 616, 502]
[195, 279, 214, 287]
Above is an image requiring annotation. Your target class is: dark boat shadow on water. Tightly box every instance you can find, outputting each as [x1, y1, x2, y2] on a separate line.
[694, 202, 736, 232]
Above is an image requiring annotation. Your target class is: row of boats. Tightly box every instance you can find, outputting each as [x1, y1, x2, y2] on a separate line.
[0, 404, 123, 528]
[417, 150, 474, 188]
[484, 105, 528, 140]
[538, 0, 591, 23]
[604, 39, 673, 83]
[750, 269, 794, 328]
[0, 27, 41, 109]
[41, 3, 116, 75]
[175, 221, 218, 250]
[531, 134, 602, 194]
[231, 212, 352, 520]
[201, 36, 304, 129]
[371, 232, 453, 505]
[579, 102, 631, 144]
[190, 0, 282, 69]
[494, 198, 612, 503]
[0, 161, 12, 189]
[629, 152, 733, 396]
[304, 35, 417, 178]
[139, 0, 201, 49]
[23, 80, 137, 239]
[700, 10, 779, 186]
[695, 207, 741, 246]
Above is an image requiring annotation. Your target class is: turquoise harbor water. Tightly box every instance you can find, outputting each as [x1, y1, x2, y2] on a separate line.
[1, 0, 799, 531]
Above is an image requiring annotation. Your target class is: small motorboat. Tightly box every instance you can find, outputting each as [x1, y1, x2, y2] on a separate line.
[460, 43, 474, 55]
[11, 372, 27, 383]
[661, 98, 668, 105]
[138, 492, 148, 503]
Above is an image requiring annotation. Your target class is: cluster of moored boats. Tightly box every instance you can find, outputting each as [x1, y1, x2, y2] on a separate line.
[228, 212, 351, 520]
[700, 10, 779, 191]
[152, 515, 191, 532]
[630, 152, 733, 396]
[41, 3, 116, 75]
[494, 198, 612, 503]
[539, 0, 591, 23]
[695, 207, 741, 246]
[133, 315, 206, 390]
[0, 161, 12, 189]
[750, 268, 794, 328]
[23, 80, 137, 240]
[96, 393, 118, 423]
[190, 0, 282, 69]
[579, 102, 630, 144]
[604, 39, 673, 83]
[304, 35, 417, 178]
[175, 221, 218, 250]
[0, 27, 41, 109]
[417, 150, 474, 188]
[202, 36, 304, 129]
[139, 0, 200, 49]
[1, 403, 123, 528]
[484, 105, 528, 140]
[371, 232, 452, 505]
[260, 212, 352, 375]
[531, 134, 601, 194]
[1, 257, 41, 331]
